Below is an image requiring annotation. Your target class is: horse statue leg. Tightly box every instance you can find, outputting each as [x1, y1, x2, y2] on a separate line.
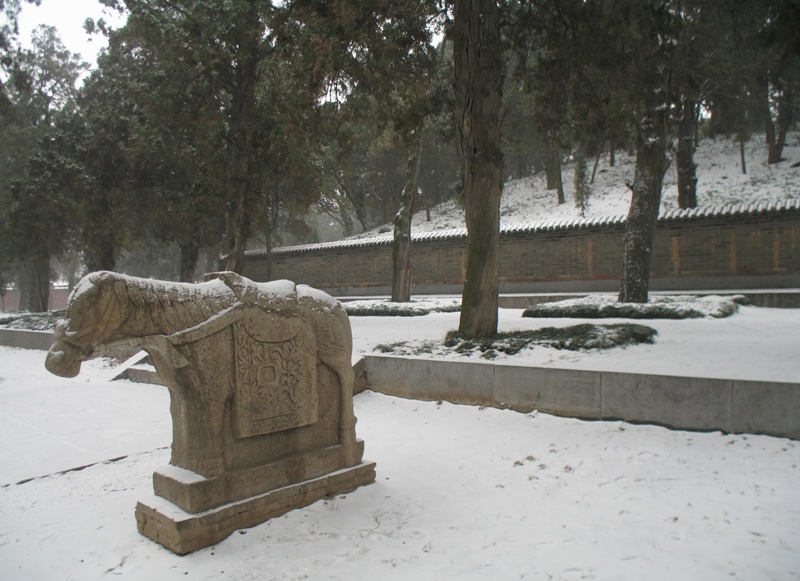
[302, 296, 360, 468]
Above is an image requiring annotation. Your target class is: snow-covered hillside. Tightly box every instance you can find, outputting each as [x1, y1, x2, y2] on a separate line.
[354, 132, 800, 239]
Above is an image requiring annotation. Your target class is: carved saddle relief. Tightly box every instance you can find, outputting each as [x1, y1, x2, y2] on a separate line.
[233, 315, 318, 439]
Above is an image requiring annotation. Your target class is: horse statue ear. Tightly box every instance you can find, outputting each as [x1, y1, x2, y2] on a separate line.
[87, 270, 116, 288]
[210, 271, 258, 304]
[203, 272, 224, 282]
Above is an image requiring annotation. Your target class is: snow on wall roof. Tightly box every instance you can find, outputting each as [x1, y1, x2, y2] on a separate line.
[246, 199, 800, 258]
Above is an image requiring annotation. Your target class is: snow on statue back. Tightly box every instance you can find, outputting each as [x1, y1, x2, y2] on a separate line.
[45, 271, 376, 554]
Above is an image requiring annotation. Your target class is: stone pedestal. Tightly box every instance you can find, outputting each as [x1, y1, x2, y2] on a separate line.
[136, 461, 377, 555]
[134, 281, 375, 553]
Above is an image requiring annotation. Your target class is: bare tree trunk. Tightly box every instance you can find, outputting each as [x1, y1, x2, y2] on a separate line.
[739, 137, 747, 175]
[335, 176, 370, 232]
[454, 0, 504, 339]
[391, 138, 423, 303]
[222, 1, 260, 273]
[590, 150, 601, 184]
[223, 193, 250, 273]
[555, 154, 565, 205]
[18, 271, 30, 312]
[609, 140, 616, 167]
[264, 215, 275, 282]
[619, 108, 670, 304]
[676, 98, 698, 209]
[262, 169, 284, 283]
[546, 146, 558, 190]
[205, 247, 218, 276]
[19, 256, 50, 312]
[84, 191, 116, 272]
[573, 146, 590, 217]
[760, 77, 780, 165]
[546, 138, 565, 205]
[546, 142, 565, 204]
[773, 85, 792, 163]
[759, 75, 792, 165]
[179, 242, 200, 282]
[63, 251, 81, 291]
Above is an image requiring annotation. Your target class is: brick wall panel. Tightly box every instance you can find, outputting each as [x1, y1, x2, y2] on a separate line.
[244, 206, 800, 291]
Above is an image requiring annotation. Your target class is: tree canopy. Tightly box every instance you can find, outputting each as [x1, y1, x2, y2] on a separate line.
[1, 0, 796, 318]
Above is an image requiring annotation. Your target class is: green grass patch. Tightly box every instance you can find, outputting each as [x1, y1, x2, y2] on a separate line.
[374, 341, 410, 353]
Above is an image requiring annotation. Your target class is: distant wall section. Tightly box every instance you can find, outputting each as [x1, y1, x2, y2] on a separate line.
[1, 288, 70, 312]
[243, 201, 800, 295]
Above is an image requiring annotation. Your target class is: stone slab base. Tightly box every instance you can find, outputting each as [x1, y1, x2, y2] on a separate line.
[153, 441, 366, 514]
[136, 460, 376, 555]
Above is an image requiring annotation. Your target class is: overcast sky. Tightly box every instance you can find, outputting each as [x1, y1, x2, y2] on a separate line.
[17, 0, 127, 67]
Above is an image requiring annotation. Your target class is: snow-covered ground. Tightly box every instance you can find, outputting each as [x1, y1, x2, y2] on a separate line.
[352, 303, 800, 383]
[1, 301, 799, 580]
[353, 132, 800, 238]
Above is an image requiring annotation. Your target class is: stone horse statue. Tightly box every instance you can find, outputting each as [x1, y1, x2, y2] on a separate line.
[45, 271, 372, 553]
[45, 272, 358, 476]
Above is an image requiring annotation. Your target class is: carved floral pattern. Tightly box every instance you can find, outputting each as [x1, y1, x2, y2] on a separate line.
[233, 320, 317, 438]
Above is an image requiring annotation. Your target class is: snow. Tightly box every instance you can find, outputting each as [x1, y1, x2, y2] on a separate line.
[342, 293, 748, 321]
[521, 294, 745, 319]
[298, 284, 341, 311]
[352, 132, 800, 239]
[1, 300, 799, 579]
[351, 304, 800, 382]
[0, 351, 170, 484]
[344, 296, 461, 316]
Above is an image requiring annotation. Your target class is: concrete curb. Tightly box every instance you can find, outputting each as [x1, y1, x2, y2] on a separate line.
[362, 355, 800, 440]
[0, 328, 54, 350]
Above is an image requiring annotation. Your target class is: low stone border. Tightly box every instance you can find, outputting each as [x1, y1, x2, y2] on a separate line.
[0, 328, 54, 350]
[361, 355, 800, 440]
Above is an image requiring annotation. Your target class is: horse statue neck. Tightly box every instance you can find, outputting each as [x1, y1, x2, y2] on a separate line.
[108, 274, 240, 340]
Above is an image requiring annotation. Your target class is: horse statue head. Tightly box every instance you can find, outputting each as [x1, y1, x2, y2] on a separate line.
[46, 272, 126, 377]
[45, 271, 237, 377]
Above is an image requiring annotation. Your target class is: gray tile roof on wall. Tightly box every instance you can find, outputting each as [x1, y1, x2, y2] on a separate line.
[245, 199, 800, 258]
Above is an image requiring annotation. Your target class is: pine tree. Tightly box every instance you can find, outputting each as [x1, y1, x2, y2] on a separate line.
[1, 25, 86, 311]
[113, 0, 294, 273]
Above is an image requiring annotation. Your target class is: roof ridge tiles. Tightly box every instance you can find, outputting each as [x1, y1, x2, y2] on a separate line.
[250, 200, 798, 257]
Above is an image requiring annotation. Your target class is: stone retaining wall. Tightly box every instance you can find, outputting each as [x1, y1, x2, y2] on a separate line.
[244, 201, 800, 294]
[0, 329, 54, 350]
[361, 355, 800, 440]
